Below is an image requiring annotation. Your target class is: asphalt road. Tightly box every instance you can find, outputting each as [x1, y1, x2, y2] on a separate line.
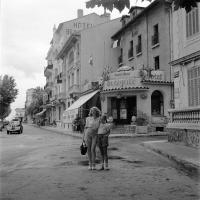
[0, 125, 199, 200]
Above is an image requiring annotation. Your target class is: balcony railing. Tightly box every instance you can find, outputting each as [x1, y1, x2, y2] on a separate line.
[68, 84, 80, 95]
[44, 81, 53, 90]
[151, 34, 159, 46]
[44, 65, 53, 77]
[168, 107, 200, 126]
[142, 70, 166, 82]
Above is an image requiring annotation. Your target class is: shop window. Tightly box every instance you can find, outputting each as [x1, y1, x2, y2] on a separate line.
[151, 90, 164, 116]
[188, 66, 200, 106]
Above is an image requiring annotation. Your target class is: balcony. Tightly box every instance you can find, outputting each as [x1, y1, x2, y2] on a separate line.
[44, 64, 53, 77]
[58, 92, 66, 100]
[142, 70, 166, 82]
[167, 107, 200, 130]
[151, 34, 159, 47]
[136, 44, 142, 55]
[68, 84, 80, 96]
[44, 81, 53, 91]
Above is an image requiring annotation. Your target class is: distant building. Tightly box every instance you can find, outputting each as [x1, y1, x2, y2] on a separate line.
[25, 88, 35, 123]
[44, 10, 117, 126]
[167, 3, 200, 148]
[15, 108, 25, 122]
[57, 17, 121, 130]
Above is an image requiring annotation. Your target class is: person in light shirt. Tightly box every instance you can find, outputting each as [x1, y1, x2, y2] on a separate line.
[97, 115, 111, 170]
[83, 107, 101, 170]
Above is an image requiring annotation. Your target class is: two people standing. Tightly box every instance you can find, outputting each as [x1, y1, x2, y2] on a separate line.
[83, 107, 110, 170]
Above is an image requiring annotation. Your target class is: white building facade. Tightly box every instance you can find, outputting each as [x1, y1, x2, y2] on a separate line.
[167, 3, 200, 148]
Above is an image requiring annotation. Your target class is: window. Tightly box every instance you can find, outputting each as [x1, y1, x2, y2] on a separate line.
[118, 48, 123, 65]
[59, 106, 61, 120]
[188, 66, 200, 106]
[77, 69, 79, 85]
[68, 76, 70, 88]
[128, 40, 134, 59]
[68, 51, 74, 65]
[72, 73, 74, 86]
[152, 24, 159, 46]
[154, 56, 160, 70]
[186, 7, 199, 38]
[136, 35, 142, 55]
[77, 43, 80, 55]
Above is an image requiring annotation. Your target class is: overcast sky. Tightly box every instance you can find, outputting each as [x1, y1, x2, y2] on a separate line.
[0, 0, 149, 120]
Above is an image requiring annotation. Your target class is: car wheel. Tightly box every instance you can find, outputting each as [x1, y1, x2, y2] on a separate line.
[7, 131, 9, 134]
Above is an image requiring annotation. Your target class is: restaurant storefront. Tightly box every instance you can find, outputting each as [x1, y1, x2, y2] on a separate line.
[101, 67, 173, 131]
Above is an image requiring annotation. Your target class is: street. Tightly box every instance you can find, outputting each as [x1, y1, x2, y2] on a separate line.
[0, 125, 199, 200]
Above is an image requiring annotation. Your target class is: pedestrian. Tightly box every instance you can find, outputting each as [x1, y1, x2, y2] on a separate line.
[83, 106, 101, 170]
[97, 115, 111, 170]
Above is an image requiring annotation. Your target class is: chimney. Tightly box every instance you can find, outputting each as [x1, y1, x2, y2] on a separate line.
[77, 9, 83, 18]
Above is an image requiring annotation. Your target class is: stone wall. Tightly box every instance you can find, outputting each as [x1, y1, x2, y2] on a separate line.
[167, 128, 200, 148]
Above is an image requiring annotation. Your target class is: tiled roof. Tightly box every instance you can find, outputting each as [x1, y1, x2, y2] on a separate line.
[102, 86, 149, 92]
[141, 80, 173, 85]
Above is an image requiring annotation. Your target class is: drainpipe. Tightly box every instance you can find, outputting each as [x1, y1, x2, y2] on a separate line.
[146, 12, 149, 68]
[169, 5, 174, 106]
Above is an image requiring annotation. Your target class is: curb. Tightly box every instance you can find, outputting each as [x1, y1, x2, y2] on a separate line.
[141, 142, 200, 175]
[27, 124, 168, 138]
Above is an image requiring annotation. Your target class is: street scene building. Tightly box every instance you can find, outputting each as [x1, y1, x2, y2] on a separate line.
[25, 88, 36, 123]
[2, 0, 200, 199]
[44, 9, 112, 127]
[102, 0, 173, 132]
[167, 3, 200, 148]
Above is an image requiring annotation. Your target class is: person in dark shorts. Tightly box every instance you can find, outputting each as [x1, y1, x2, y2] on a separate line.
[97, 115, 111, 170]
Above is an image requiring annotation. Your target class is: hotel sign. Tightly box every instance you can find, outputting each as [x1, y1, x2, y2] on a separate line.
[104, 78, 141, 90]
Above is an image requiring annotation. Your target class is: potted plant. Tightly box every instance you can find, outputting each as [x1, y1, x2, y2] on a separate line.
[135, 111, 149, 134]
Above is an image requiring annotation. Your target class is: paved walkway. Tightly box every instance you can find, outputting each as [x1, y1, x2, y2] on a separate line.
[30, 124, 200, 174]
[141, 140, 200, 174]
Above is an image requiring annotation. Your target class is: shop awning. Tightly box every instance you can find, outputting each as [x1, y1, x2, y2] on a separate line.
[35, 109, 46, 116]
[65, 90, 99, 112]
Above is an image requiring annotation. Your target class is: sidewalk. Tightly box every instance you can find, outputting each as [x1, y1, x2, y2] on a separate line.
[141, 140, 200, 174]
[34, 125, 168, 138]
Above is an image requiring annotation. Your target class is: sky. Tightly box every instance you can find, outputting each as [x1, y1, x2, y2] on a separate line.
[0, 0, 150, 120]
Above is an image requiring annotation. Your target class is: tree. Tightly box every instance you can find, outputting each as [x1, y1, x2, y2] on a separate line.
[0, 75, 18, 121]
[86, 0, 200, 13]
[25, 87, 44, 117]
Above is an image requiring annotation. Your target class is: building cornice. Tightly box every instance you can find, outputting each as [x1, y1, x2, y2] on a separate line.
[169, 50, 200, 66]
[111, 0, 171, 40]
[56, 33, 80, 59]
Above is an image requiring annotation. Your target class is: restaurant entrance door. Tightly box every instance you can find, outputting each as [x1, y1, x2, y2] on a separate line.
[111, 96, 137, 124]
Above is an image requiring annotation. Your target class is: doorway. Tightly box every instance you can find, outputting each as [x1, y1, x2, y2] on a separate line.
[111, 96, 136, 124]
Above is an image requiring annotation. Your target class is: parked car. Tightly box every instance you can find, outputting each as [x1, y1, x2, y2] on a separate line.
[7, 119, 23, 134]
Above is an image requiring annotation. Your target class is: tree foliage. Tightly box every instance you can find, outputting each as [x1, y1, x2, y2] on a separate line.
[25, 87, 44, 117]
[0, 75, 18, 120]
[86, 0, 200, 13]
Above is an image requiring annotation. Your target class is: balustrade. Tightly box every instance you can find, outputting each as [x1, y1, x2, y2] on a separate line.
[168, 107, 200, 124]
